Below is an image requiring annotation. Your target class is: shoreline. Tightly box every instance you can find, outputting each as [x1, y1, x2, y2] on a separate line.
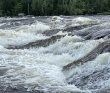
[0, 14, 110, 18]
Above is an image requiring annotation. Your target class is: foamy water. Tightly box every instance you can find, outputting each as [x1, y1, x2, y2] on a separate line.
[15, 21, 50, 34]
[0, 16, 110, 93]
[67, 52, 110, 91]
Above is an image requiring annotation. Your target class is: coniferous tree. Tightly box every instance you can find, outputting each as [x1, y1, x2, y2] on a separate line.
[0, 0, 110, 16]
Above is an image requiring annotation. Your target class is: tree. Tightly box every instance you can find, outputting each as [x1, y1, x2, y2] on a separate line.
[0, 0, 110, 16]
[14, 3, 22, 15]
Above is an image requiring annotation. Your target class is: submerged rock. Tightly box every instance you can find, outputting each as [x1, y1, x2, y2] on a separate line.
[43, 24, 96, 36]
[7, 35, 64, 49]
[0, 70, 5, 76]
[0, 86, 43, 93]
[43, 29, 60, 36]
[1, 16, 110, 93]
[63, 40, 110, 71]
[67, 67, 110, 89]
[84, 30, 110, 40]
[75, 24, 110, 40]
[0, 17, 35, 29]
[63, 40, 110, 92]
[93, 88, 110, 93]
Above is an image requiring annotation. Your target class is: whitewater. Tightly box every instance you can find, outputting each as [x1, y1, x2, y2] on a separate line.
[0, 15, 110, 93]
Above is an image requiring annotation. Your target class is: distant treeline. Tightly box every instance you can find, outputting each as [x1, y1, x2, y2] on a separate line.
[0, 0, 110, 16]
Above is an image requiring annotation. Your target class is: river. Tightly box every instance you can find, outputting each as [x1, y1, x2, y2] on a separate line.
[0, 15, 110, 93]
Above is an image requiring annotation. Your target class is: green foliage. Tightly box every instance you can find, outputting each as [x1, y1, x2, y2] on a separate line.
[0, 0, 110, 16]
[14, 3, 22, 15]
[4, 16, 7, 18]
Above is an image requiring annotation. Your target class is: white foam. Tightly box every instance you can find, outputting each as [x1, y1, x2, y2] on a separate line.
[67, 17, 100, 27]
[79, 22, 110, 32]
[66, 53, 110, 90]
[0, 16, 109, 92]
[0, 23, 5, 27]
[5, 17, 28, 20]
[51, 16, 63, 20]
[49, 16, 66, 29]
[39, 36, 103, 59]
[0, 45, 4, 50]
[0, 35, 91, 92]
[35, 35, 83, 53]
[0, 29, 48, 47]
[0, 48, 82, 92]
[15, 22, 50, 34]
[91, 53, 110, 66]
[0, 34, 104, 92]
[55, 31, 68, 35]
[30, 36, 104, 68]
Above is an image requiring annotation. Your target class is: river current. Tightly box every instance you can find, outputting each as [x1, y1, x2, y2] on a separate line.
[0, 15, 110, 93]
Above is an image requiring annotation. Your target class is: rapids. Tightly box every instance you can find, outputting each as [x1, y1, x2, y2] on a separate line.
[0, 15, 110, 93]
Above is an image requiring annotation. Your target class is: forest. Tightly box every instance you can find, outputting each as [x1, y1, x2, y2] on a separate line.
[0, 0, 110, 16]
